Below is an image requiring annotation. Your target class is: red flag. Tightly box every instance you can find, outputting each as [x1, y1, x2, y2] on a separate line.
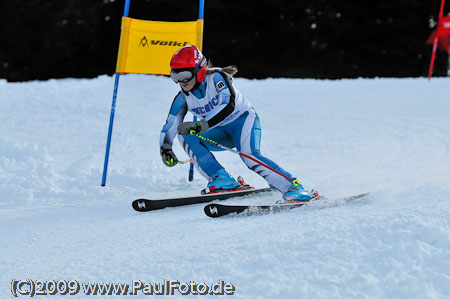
[437, 16, 450, 37]
[428, 0, 448, 79]
[427, 30, 450, 53]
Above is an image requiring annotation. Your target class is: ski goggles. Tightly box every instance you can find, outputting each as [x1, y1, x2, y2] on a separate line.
[170, 69, 195, 83]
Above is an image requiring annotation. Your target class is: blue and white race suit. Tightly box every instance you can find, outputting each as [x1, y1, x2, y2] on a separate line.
[160, 71, 294, 193]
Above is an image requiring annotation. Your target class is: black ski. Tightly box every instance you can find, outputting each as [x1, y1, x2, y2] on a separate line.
[132, 187, 274, 212]
[204, 193, 370, 218]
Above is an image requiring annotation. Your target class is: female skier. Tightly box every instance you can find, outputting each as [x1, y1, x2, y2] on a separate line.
[159, 45, 314, 202]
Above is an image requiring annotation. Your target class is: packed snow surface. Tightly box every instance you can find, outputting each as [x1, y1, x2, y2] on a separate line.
[1, 75, 450, 298]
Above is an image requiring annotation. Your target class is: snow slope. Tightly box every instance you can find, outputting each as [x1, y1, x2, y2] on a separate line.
[1, 75, 450, 298]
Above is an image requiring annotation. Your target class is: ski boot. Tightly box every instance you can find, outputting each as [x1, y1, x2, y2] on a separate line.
[202, 169, 240, 194]
[281, 181, 317, 203]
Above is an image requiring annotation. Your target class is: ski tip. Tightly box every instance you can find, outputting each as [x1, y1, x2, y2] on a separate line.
[132, 199, 150, 212]
[204, 204, 221, 218]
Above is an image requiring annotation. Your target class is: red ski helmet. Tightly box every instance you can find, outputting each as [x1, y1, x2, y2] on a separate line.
[170, 45, 207, 83]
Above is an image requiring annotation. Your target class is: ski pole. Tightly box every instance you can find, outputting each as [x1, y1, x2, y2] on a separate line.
[190, 132, 300, 186]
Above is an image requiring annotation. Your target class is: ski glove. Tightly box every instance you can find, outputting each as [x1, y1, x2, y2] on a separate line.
[160, 144, 178, 167]
[177, 119, 209, 136]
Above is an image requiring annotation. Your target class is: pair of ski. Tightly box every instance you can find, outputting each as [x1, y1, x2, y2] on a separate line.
[132, 187, 370, 218]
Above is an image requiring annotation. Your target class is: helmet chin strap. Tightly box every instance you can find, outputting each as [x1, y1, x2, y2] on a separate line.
[192, 80, 201, 91]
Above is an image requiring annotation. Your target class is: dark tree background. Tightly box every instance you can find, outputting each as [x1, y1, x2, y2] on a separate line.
[0, 0, 447, 81]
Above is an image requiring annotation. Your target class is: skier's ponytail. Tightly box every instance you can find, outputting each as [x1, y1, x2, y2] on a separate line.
[222, 65, 238, 76]
[206, 60, 238, 76]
